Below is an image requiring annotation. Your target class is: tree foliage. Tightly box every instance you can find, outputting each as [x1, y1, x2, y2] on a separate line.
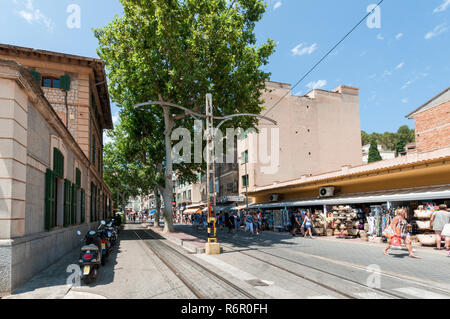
[368, 138, 382, 163]
[361, 125, 415, 155]
[95, 0, 275, 232]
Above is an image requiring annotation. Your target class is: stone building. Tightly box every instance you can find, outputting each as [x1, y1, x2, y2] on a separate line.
[0, 44, 113, 295]
[407, 87, 450, 153]
[238, 82, 362, 203]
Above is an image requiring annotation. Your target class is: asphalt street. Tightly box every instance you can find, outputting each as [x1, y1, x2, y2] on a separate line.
[4, 223, 450, 299]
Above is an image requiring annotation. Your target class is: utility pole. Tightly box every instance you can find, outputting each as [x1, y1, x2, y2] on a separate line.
[205, 94, 220, 254]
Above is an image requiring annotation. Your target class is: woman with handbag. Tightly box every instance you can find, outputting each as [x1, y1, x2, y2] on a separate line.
[383, 209, 421, 258]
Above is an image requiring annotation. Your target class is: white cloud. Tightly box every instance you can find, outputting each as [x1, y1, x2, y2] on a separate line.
[376, 33, 384, 40]
[112, 114, 119, 125]
[291, 43, 317, 56]
[103, 132, 113, 145]
[394, 62, 405, 70]
[14, 0, 55, 32]
[425, 23, 449, 39]
[401, 98, 408, 104]
[433, 0, 450, 13]
[306, 80, 327, 90]
[395, 33, 403, 40]
[274, 1, 282, 10]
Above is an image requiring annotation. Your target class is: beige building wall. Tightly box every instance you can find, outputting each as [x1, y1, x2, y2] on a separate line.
[0, 46, 113, 294]
[238, 82, 362, 201]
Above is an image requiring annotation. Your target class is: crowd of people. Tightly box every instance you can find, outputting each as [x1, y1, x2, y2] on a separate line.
[184, 210, 267, 235]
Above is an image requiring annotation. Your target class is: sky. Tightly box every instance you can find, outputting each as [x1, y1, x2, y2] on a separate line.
[1, 0, 449, 134]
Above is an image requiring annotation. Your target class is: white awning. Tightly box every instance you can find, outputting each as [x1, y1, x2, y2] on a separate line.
[183, 208, 202, 215]
[251, 184, 450, 209]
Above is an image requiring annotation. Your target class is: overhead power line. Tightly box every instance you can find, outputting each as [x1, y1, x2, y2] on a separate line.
[263, 0, 385, 116]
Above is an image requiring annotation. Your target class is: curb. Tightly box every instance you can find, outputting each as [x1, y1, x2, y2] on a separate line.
[141, 224, 205, 254]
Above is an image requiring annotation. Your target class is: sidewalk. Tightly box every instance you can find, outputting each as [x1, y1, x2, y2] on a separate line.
[141, 223, 207, 254]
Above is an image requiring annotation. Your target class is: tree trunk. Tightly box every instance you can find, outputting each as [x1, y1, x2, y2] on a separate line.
[162, 105, 175, 233]
[153, 185, 161, 228]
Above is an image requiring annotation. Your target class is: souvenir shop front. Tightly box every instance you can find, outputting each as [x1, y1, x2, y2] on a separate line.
[248, 184, 450, 245]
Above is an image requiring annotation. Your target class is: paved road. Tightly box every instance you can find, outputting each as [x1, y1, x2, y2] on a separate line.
[4, 223, 450, 299]
[181, 224, 450, 299]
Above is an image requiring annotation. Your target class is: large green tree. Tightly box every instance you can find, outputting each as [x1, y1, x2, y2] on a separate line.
[95, 0, 276, 232]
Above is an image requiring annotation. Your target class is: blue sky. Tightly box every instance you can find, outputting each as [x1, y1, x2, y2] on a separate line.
[1, 0, 449, 133]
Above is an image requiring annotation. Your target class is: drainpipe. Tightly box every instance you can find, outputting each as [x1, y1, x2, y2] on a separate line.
[65, 90, 69, 128]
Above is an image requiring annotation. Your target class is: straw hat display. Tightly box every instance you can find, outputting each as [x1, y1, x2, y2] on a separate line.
[417, 234, 436, 246]
[416, 220, 431, 230]
[411, 206, 435, 246]
[331, 206, 360, 237]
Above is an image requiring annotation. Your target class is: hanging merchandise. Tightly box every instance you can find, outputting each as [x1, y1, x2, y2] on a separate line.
[413, 204, 437, 246]
[330, 205, 361, 238]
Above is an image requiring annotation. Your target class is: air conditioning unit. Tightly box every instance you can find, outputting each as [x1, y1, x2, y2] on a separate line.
[319, 187, 335, 198]
[269, 194, 280, 202]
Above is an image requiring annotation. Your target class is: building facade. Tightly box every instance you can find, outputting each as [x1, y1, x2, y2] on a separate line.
[407, 87, 450, 153]
[243, 85, 450, 208]
[0, 44, 113, 295]
[238, 82, 362, 203]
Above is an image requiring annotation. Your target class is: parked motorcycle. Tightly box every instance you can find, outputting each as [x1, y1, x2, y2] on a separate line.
[77, 229, 102, 284]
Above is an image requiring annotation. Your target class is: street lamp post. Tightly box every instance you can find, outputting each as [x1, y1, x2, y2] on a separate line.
[134, 96, 277, 254]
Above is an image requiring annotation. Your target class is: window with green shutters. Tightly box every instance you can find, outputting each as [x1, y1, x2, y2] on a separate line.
[64, 179, 72, 227]
[75, 168, 81, 188]
[71, 184, 77, 225]
[60, 75, 71, 91]
[80, 188, 86, 223]
[92, 136, 96, 164]
[53, 148, 64, 178]
[90, 182, 95, 222]
[30, 70, 41, 86]
[45, 169, 56, 230]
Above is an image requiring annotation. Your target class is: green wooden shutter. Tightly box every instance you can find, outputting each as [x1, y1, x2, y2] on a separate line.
[45, 169, 55, 230]
[64, 179, 71, 227]
[60, 75, 71, 91]
[75, 168, 81, 188]
[71, 184, 77, 225]
[92, 138, 96, 164]
[80, 188, 85, 223]
[53, 148, 64, 178]
[30, 70, 41, 86]
[96, 188, 100, 221]
[90, 183, 94, 222]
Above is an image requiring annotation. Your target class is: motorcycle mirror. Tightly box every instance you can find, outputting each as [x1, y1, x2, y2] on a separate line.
[101, 220, 106, 225]
[76, 230, 81, 236]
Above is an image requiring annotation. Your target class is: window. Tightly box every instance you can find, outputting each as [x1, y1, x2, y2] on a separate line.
[177, 193, 181, 201]
[242, 175, 249, 187]
[242, 150, 248, 164]
[42, 77, 60, 89]
[183, 191, 186, 201]
[188, 190, 192, 200]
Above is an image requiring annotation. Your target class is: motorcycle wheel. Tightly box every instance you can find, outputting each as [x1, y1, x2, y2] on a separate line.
[83, 266, 97, 284]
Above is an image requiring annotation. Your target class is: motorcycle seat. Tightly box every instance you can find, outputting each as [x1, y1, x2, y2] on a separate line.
[81, 244, 99, 251]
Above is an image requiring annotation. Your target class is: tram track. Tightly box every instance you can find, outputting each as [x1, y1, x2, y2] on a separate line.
[184, 229, 412, 299]
[134, 229, 256, 299]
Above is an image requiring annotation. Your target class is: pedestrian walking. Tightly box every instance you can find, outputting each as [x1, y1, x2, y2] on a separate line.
[302, 212, 314, 239]
[383, 208, 420, 258]
[245, 212, 254, 234]
[236, 213, 241, 230]
[290, 212, 299, 236]
[430, 204, 450, 250]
